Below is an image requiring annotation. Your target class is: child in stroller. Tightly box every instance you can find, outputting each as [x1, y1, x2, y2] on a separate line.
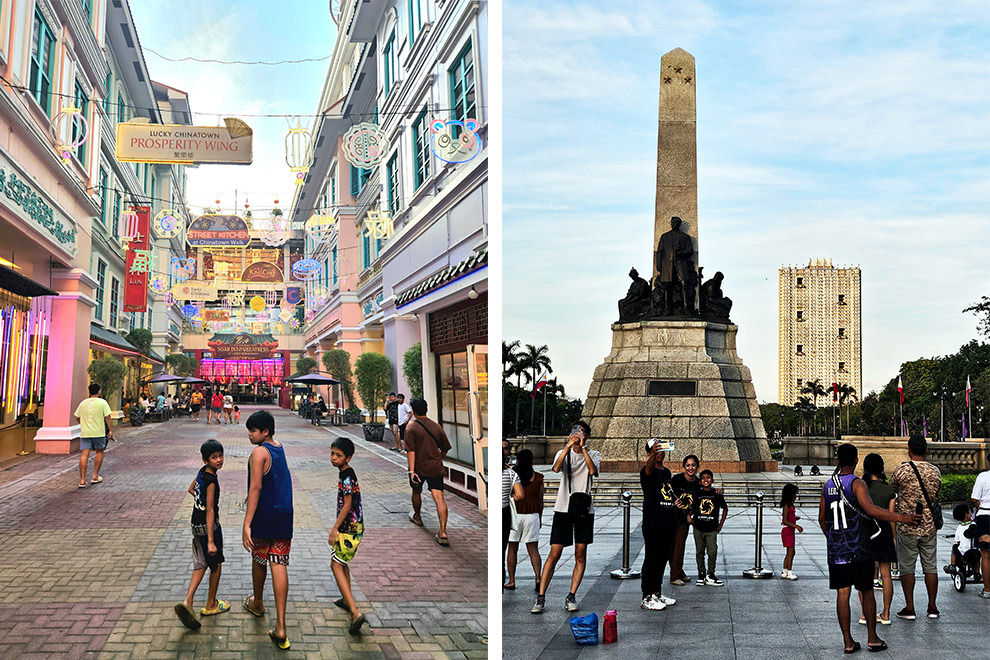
[944, 503, 982, 592]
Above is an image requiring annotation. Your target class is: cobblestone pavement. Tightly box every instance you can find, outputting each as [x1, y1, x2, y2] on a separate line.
[0, 408, 487, 659]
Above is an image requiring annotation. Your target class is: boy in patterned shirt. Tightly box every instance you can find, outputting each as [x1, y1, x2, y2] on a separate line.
[328, 437, 367, 634]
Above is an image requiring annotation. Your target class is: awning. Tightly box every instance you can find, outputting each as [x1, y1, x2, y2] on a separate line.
[0, 263, 57, 298]
[90, 324, 164, 365]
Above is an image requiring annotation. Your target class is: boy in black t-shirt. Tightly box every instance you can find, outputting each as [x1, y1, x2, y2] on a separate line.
[688, 469, 728, 586]
[175, 440, 228, 629]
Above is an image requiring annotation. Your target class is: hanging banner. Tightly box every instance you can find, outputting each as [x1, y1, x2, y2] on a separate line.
[123, 205, 151, 312]
[203, 309, 230, 322]
[187, 215, 251, 247]
[207, 333, 279, 359]
[115, 119, 253, 165]
[171, 281, 219, 301]
[241, 261, 283, 283]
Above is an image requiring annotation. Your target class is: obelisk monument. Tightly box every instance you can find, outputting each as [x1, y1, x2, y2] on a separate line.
[582, 48, 774, 473]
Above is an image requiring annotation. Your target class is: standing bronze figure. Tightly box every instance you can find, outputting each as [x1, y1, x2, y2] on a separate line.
[654, 217, 696, 315]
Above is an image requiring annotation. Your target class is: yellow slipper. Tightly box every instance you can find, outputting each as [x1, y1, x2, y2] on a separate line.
[269, 630, 291, 650]
[201, 599, 230, 616]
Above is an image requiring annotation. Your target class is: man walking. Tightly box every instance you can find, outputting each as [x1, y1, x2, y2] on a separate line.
[385, 392, 401, 451]
[890, 435, 943, 619]
[532, 420, 600, 614]
[74, 383, 114, 488]
[397, 394, 412, 452]
[405, 398, 451, 545]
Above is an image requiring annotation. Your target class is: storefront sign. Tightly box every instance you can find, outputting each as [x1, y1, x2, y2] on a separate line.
[123, 206, 151, 312]
[241, 261, 283, 283]
[116, 120, 253, 165]
[207, 333, 279, 359]
[395, 248, 488, 307]
[0, 147, 76, 255]
[203, 309, 230, 322]
[171, 281, 218, 301]
[187, 215, 251, 246]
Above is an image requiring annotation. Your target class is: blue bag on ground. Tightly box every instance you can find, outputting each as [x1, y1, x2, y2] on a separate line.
[569, 612, 599, 645]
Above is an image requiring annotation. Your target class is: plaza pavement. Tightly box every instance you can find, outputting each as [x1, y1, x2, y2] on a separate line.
[0, 407, 487, 659]
[503, 485, 990, 660]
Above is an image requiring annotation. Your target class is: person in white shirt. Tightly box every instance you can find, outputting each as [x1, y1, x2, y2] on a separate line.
[222, 391, 234, 424]
[969, 469, 990, 598]
[397, 394, 413, 453]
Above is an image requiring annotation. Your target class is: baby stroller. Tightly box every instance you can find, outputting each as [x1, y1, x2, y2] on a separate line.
[944, 536, 983, 592]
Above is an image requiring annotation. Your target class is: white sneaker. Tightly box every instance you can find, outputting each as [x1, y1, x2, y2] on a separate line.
[785, 571, 799, 581]
[640, 595, 666, 611]
[657, 592, 676, 606]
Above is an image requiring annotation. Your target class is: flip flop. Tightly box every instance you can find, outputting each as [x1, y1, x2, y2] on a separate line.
[348, 614, 367, 635]
[435, 533, 450, 547]
[503, 583, 516, 590]
[408, 512, 424, 527]
[200, 599, 230, 616]
[269, 630, 291, 650]
[174, 602, 202, 630]
[867, 640, 888, 653]
[333, 597, 348, 610]
[77, 484, 87, 489]
[844, 641, 861, 654]
[243, 595, 265, 617]
[90, 476, 103, 484]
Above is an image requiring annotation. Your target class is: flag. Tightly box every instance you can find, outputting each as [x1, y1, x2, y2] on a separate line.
[967, 375, 972, 407]
[531, 369, 549, 398]
[902, 418, 907, 436]
[923, 414, 928, 438]
[962, 412, 968, 439]
[833, 378, 839, 402]
[897, 376, 904, 406]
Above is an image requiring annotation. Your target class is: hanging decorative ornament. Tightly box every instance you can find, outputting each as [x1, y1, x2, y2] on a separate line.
[429, 118, 482, 164]
[256, 310, 270, 323]
[284, 287, 302, 306]
[274, 322, 285, 334]
[264, 288, 278, 307]
[278, 308, 294, 323]
[285, 122, 314, 186]
[152, 209, 182, 238]
[308, 284, 331, 309]
[305, 309, 315, 322]
[363, 209, 395, 240]
[232, 319, 245, 333]
[170, 257, 195, 281]
[289, 317, 300, 329]
[229, 290, 246, 308]
[259, 214, 290, 247]
[292, 259, 321, 281]
[251, 322, 265, 334]
[304, 213, 338, 244]
[220, 295, 232, 314]
[342, 122, 388, 168]
[163, 291, 176, 306]
[181, 303, 200, 318]
[120, 208, 141, 246]
[213, 261, 229, 285]
[50, 106, 89, 162]
[190, 315, 203, 328]
[148, 277, 168, 295]
[249, 296, 266, 312]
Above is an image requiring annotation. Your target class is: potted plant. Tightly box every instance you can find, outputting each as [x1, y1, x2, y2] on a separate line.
[344, 406, 363, 424]
[354, 352, 393, 441]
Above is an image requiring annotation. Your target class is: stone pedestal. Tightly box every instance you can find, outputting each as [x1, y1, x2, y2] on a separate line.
[582, 320, 774, 473]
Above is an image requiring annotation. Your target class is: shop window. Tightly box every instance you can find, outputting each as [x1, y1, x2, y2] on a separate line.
[449, 40, 475, 128]
[413, 109, 430, 188]
[95, 260, 106, 322]
[109, 277, 119, 329]
[29, 7, 55, 113]
[436, 351, 472, 465]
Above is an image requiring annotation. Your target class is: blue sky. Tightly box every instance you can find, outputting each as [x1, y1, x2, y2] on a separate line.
[503, 0, 990, 403]
[129, 0, 335, 215]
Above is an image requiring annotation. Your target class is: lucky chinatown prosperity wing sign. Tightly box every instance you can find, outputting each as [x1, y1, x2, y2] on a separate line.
[115, 118, 253, 165]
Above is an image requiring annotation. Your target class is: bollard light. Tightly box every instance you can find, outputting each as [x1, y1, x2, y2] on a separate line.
[610, 490, 641, 579]
[742, 491, 774, 578]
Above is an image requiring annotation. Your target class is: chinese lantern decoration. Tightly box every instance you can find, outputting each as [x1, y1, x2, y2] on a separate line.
[305, 214, 337, 244]
[308, 284, 330, 309]
[120, 208, 141, 246]
[163, 291, 176, 306]
[149, 277, 168, 295]
[292, 259, 321, 281]
[342, 122, 388, 168]
[285, 123, 314, 186]
[259, 215, 289, 247]
[221, 296, 232, 314]
[257, 310, 270, 323]
[278, 308, 293, 323]
[170, 257, 195, 282]
[50, 106, 89, 162]
[264, 289, 278, 307]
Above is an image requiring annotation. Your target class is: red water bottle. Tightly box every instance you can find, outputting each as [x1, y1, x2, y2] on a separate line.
[603, 610, 617, 644]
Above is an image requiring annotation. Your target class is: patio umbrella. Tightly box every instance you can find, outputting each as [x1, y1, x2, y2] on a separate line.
[182, 376, 208, 384]
[286, 373, 340, 385]
[145, 372, 186, 384]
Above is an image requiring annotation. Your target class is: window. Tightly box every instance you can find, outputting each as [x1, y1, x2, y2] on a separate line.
[117, 92, 125, 124]
[331, 245, 338, 286]
[383, 31, 396, 96]
[103, 73, 112, 116]
[330, 170, 336, 203]
[386, 153, 399, 211]
[838, 328, 845, 337]
[407, 0, 421, 47]
[838, 362, 846, 371]
[796, 310, 804, 321]
[109, 277, 119, 329]
[436, 350, 479, 465]
[29, 7, 55, 113]
[449, 40, 475, 125]
[796, 276, 804, 287]
[797, 379, 803, 387]
[361, 229, 371, 270]
[838, 294, 846, 305]
[796, 344, 803, 355]
[95, 260, 106, 321]
[413, 109, 430, 188]
[112, 190, 121, 238]
[80, 0, 92, 19]
[73, 81, 88, 165]
[350, 163, 370, 196]
[98, 167, 108, 225]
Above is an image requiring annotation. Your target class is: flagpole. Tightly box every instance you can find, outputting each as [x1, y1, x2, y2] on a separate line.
[899, 402, 903, 437]
[542, 386, 547, 437]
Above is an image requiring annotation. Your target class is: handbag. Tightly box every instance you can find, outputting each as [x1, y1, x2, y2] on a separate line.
[909, 461, 944, 530]
[565, 450, 593, 521]
[831, 474, 882, 540]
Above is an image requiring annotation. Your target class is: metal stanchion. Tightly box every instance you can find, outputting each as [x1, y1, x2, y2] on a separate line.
[17, 416, 31, 456]
[742, 491, 773, 578]
[611, 490, 641, 579]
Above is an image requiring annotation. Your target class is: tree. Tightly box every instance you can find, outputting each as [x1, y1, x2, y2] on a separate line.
[964, 296, 990, 339]
[296, 356, 318, 375]
[793, 396, 816, 435]
[354, 353, 393, 423]
[126, 328, 153, 355]
[402, 343, 424, 399]
[518, 343, 552, 433]
[838, 383, 857, 431]
[88, 357, 128, 406]
[503, 340, 523, 435]
[165, 354, 198, 377]
[323, 350, 355, 409]
[801, 378, 827, 409]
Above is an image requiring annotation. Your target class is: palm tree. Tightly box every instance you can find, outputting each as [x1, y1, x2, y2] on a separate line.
[802, 378, 827, 409]
[546, 378, 566, 433]
[503, 340, 523, 435]
[838, 383, 857, 431]
[518, 343, 552, 434]
[793, 396, 816, 436]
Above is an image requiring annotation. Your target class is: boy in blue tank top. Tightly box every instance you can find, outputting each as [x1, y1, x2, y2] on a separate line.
[819, 443, 919, 655]
[241, 410, 294, 650]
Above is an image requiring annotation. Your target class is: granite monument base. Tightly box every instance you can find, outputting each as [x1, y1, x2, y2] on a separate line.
[582, 320, 775, 473]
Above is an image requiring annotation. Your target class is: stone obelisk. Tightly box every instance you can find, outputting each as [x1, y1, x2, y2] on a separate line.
[581, 48, 773, 473]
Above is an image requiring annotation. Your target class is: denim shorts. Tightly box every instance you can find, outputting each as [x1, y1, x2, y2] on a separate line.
[80, 436, 107, 450]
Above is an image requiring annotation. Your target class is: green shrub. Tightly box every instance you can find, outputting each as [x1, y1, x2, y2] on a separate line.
[402, 343, 424, 399]
[354, 352, 393, 423]
[296, 356, 318, 375]
[323, 350, 355, 408]
[938, 473, 977, 503]
[87, 357, 128, 398]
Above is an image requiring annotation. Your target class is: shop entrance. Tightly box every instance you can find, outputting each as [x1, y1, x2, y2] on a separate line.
[199, 356, 285, 404]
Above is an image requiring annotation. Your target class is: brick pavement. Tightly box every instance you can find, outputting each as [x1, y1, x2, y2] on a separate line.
[0, 408, 488, 659]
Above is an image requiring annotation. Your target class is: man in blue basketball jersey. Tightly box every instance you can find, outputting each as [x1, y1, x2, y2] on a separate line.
[819, 443, 919, 654]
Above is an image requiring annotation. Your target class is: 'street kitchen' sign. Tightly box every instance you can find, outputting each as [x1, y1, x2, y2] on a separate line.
[187, 215, 251, 247]
[116, 119, 253, 165]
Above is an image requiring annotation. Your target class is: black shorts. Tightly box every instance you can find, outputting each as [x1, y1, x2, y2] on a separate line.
[872, 521, 897, 564]
[975, 515, 990, 550]
[549, 511, 594, 547]
[399, 422, 408, 440]
[410, 473, 444, 493]
[191, 404, 201, 412]
[828, 559, 874, 591]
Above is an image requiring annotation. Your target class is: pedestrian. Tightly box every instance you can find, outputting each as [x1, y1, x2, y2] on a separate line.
[780, 483, 803, 580]
[405, 398, 452, 545]
[819, 443, 918, 654]
[505, 449, 544, 591]
[73, 383, 113, 488]
[327, 437, 368, 634]
[234, 405, 241, 422]
[968, 463, 990, 598]
[174, 439, 228, 630]
[204, 389, 213, 423]
[211, 390, 224, 425]
[385, 392, 401, 451]
[532, 420, 600, 614]
[889, 434, 943, 620]
[858, 453, 897, 625]
[638, 438, 678, 611]
[191, 389, 203, 421]
[689, 469, 727, 586]
[502, 439, 514, 588]
[669, 454, 701, 585]
[397, 394, 412, 451]
[223, 391, 234, 424]
[241, 410, 294, 650]
[156, 391, 166, 411]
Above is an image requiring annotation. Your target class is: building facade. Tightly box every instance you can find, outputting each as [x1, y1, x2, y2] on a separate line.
[292, 0, 488, 501]
[778, 258, 862, 406]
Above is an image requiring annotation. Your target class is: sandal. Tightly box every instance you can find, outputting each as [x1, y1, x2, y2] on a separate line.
[348, 613, 367, 635]
[90, 476, 103, 484]
[268, 630, 290, 650]
[867, 639, 887, 653]
[844, 641, 861, 654]
[174, 602, 202, 630]
[435, 533, 450, 547]
[243, 595, 265, 617]
[408, 512, 424, 527]
[503, 583, 516, 590]
[200, 599, 229, 616]
[333, 597, 348, 610]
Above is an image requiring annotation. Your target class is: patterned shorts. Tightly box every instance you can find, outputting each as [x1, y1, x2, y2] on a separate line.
[331, 528, 363, 565]
[251, 538, 291, 566]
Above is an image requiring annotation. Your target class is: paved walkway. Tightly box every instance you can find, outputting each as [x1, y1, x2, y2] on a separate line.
[503, 496, 989, 659]
[0, 408, 487, 659]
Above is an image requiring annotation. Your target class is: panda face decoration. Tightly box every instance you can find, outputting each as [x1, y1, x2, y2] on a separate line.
[430, 118, 481, 164]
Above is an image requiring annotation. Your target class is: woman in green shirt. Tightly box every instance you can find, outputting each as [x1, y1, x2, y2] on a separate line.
[858, 453, 897, 625]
